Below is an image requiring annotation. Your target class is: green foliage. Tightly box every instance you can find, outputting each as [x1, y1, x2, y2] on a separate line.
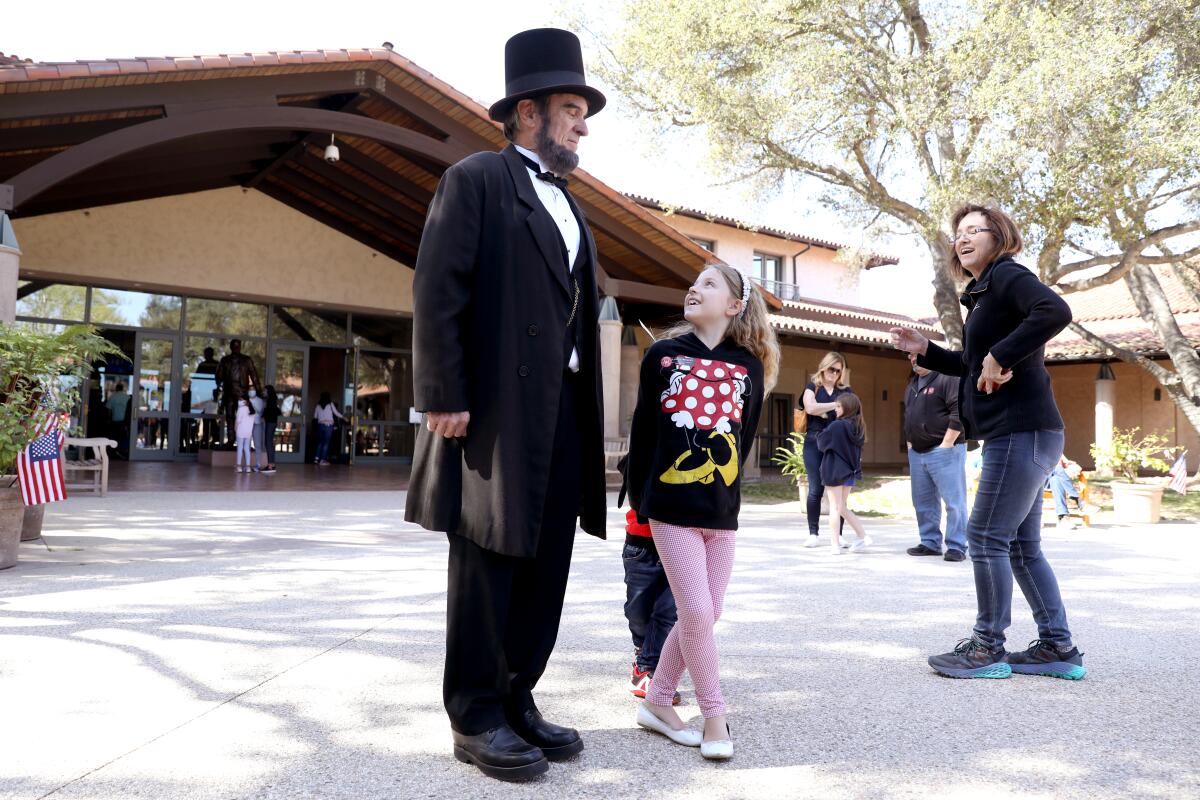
[770, 431, 806, 486]
[1090, 427, 1176, 484]
[0, 323, 125, 475]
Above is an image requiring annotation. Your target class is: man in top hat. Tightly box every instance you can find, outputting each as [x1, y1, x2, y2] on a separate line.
[404, 28, 608, 782]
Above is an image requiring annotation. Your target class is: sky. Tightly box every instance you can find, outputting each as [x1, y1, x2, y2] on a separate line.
[6, 0, 937, 318]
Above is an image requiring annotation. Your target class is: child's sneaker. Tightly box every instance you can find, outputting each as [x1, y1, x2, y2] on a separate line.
[1006, 639, 1086, 680]
[628, 664, 680, 704]
[848, 535, 873, 552]
[928, 636, 1012, 679]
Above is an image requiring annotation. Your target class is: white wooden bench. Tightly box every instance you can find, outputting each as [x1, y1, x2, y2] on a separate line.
[63, 437, 117, 496]
[604, 437, 629, 488]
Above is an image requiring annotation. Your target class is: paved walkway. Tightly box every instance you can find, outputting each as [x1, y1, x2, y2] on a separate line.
[1, 493, 1197, 799]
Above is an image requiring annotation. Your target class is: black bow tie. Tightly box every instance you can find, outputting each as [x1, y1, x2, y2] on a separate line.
[518, 154, 568, 190]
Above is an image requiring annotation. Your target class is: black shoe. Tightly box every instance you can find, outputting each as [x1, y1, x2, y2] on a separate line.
[928, 637, 1012, 679]
[451, 725, 549, 782]
[507, 708, 584, 761]
[944, 549, 966, 562]
[1006, 639, 1087, 680]
[907, 544, 942, 556]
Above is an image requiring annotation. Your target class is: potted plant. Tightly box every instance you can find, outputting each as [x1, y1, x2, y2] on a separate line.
[772, 432, 808, 500]
[1090, 427, 1176, 524]
[0, 322, 122, 569]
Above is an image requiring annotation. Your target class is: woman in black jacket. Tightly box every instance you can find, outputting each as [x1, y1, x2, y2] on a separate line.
[891, 204, 1085, 681]
[816, 393, 870, 555]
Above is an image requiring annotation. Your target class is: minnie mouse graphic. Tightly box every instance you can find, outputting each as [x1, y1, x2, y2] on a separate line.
[657, 354, 752, 486]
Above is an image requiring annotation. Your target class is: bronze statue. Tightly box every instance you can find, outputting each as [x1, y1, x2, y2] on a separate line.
[215, 339, 262, 445]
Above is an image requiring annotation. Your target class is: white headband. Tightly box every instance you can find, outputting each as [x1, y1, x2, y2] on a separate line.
[737, 268, 752, 317]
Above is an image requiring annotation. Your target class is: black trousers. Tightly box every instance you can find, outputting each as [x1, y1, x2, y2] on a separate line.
[443, 372, 583, 735]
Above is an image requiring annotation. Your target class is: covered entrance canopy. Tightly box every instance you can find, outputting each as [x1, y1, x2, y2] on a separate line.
[0, 47, 727, 306]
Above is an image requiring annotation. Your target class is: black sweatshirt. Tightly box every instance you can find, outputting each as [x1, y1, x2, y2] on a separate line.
[817, 419, 864, 486]
[626, 333, 765, 530]
[918, 256, 1072, 441]
[904, 372, 963, 452]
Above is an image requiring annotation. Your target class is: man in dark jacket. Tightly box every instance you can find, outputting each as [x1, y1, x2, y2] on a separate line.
[403, 28, 607, 782]
[903, 352, 969, 561]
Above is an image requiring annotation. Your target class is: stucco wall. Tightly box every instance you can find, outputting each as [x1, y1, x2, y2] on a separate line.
[1050, 361, 1199, 471]
[643, 210, 858, 305]
[13, 187, 414, 314]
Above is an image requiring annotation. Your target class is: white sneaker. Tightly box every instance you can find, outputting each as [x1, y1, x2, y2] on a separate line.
[849, 535, 873, 552]
[636, 703, 702, 747]
[829, 544, 844, 555]
[804, 535, 820, 548]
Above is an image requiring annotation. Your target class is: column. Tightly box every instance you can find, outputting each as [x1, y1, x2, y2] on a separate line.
[599, 297, 622, 440]
[619, 326, 640, 437]
[1095, 363, 1116, 475]
[0, 213, 20, 323]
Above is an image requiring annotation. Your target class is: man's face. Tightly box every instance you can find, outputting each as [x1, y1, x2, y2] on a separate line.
[230, 340, 242, 355]
[541, 93, 589, 153]
[909, 353, 929, 376]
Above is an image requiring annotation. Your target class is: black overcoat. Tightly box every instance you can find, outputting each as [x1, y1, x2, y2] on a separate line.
[403, 144, 607, 557]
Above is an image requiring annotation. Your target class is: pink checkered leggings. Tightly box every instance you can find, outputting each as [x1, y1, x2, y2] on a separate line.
[645, 520, 737, 717]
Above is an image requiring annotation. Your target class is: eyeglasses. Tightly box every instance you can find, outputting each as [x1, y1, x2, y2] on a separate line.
[826, 367, 843, 374]
[948, 226, 994, 245]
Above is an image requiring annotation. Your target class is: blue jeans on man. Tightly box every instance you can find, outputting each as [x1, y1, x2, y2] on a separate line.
[969, 429, 1074, 651]
[1046, 466, 1080, 516]
[622, 541, 677, 672]
[908, 443, 969, 553]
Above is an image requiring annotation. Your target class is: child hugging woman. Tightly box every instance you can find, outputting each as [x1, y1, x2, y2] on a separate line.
[624, 263, 780, 760]
[818, 393, 871, 554]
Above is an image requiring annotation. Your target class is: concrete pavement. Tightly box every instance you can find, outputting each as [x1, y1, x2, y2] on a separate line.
[1, 492, 1197, 799]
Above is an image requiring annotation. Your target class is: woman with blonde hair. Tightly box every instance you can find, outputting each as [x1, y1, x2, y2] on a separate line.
[625, 262, 779, 759]
[798, 351, 855, 548]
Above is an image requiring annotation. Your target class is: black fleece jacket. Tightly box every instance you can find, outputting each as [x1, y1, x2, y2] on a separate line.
[918, 256, 1072, 441]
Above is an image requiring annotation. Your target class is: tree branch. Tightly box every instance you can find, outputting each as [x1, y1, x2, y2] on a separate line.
[1065, 322, 1181, 387]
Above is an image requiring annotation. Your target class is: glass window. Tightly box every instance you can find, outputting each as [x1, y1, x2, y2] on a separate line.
[183, 336, 266, 414]
[185, 298, 268, 337]
[89, 288, 181, 329]
[752, 252, 782, 283]
[355, 351, 413, 423]
[688, 237, 715, 252]
[352, 313, 413, 350]
[12, 319, 66, 334]
[15, 281, 87, 321]
[273, 306, 348, 344]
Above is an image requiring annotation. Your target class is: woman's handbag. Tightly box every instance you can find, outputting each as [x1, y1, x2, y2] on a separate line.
[793, 407, 808, 434]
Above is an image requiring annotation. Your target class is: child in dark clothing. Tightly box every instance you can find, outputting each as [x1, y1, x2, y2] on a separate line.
[622, 507, 680, 704]
[817, 393, 871, 554]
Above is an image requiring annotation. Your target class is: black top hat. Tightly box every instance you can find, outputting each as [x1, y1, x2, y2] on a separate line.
[488, 28, 607, 122]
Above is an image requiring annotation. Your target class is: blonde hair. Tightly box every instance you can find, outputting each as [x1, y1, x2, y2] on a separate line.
[663, 264, 780, 391]
[810, 351, 850, 389]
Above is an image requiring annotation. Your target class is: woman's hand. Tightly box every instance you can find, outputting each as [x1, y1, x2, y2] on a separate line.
[977, 353, 1013, 394]
[889, 327, 929, 356]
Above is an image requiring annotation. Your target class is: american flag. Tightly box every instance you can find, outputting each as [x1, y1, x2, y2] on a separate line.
[1167, 451, 1189, 495]
[17, 413, 68, 506]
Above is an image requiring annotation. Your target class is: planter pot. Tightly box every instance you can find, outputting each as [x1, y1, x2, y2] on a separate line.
[0, 485, 24, 570]
[796, 480, 830, 513]
[1110, 481, 1165, 524]
[21, 504, 45, 542]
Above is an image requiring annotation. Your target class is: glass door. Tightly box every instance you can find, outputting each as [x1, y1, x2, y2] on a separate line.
[270, 344, 308, 463]
[132, 334, 179, 459]
[352, 349, 416, 462]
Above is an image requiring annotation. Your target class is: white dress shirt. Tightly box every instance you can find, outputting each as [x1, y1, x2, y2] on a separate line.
[514, 144, 581, 372]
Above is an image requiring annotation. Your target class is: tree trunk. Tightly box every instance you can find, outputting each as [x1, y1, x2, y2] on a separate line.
[1123, 262, 1200, 438]
[925, 239, 964, 349]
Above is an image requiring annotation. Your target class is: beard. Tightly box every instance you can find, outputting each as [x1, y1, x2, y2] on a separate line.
[535, 119, 580, 176]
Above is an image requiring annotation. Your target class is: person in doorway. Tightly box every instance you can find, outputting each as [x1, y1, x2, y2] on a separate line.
[817, 393, 871, 554]
[891, 203, 1085, 681]
[312, 391, 346, 466]
[625, 263, 777, 761]
[798, 352, 854, 548]
[261, 386, 280, 474]
[234, 397, 255, 474]
[404, 28, 608, 782]
[195, 347, 220, 375]
[105, 381, 131, 452]
[903, 351, 969, 562]
[249, 388, 266, 472]
[621, 506, 679, 704]
[200, 389, 221, 446]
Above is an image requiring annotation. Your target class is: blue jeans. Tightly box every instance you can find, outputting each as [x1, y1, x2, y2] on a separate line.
[1046, 467, 1079, 516]
[622, 541, 677, 672]
[803, 435, 843, 537]
[908, 444, 969, 552]
[969, 430, 1073, 650]
[315, 423, 334, 462]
